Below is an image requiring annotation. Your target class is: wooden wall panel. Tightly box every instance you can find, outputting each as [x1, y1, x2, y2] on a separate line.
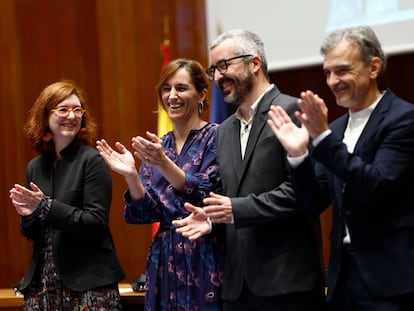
[0, 0, 33, 289]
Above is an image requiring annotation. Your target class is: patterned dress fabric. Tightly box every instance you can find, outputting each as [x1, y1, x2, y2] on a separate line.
[124, 123, 224, 311]
[21, 228, 122, 311]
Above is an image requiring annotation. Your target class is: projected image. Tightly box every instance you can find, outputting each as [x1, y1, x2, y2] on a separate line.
[206, 0, 414, 69]
[326, 0, 414, 31]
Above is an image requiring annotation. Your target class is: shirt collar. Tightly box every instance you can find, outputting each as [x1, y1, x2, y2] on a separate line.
[348, 91, 384, 120]
[236, 84, 275, 123]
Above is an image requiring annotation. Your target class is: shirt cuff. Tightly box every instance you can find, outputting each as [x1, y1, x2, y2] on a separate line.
[312, 129, 332, 147]
[38, 196, 52, 220]
[287, 150, 309, 168]
[206, 217, 212, 234]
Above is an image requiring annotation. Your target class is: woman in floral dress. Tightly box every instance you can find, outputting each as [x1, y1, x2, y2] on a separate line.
[97, 59, 224, 310]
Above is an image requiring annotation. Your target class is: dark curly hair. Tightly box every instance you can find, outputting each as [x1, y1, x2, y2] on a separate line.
[24, 80, 97, 154]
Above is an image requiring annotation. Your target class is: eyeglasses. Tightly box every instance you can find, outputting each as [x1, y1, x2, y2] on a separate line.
[51, 106, 85, 118]
[206, 54, 253, 80]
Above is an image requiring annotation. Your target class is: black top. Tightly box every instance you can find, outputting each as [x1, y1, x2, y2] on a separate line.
[20, 141, 125, 291]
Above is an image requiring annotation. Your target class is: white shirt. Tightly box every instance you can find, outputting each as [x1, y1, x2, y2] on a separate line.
[288, 93, 383, 243]
[236, 84, 274, 159]
[341, 97, 381, 243]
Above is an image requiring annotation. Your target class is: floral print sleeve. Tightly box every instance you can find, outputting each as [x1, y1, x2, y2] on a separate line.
[123, 123, 224, 311]
[180, 125, 218, 203]
[123, 123, 219, 225]
[123, 188, 163, 224]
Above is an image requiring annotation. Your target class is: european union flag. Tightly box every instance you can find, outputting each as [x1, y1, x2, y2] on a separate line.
[209, 81, 234, 123]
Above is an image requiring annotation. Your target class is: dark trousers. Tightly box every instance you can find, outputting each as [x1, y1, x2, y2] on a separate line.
[223, 282, 327, 311]
[329, 245, 414, 311]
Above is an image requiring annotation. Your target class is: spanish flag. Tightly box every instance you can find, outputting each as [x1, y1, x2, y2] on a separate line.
[152, 39, 173, 237]
[157, 39, 173, 137]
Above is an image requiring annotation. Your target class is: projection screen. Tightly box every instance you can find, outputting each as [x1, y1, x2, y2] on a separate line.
[205, 0, 414, 71]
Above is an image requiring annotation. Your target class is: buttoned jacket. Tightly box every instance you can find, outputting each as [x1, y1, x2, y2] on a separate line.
[216, 85, 325, 300]
[20, 142, 125, 291]
[292, 90, 414, 300]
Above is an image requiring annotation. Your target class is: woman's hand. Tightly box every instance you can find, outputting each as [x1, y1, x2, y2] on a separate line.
[173, 203, 211, 240]
[9, 182, 44, 216]
[97, 139, 137, 177]
[131, 131, 168, 168]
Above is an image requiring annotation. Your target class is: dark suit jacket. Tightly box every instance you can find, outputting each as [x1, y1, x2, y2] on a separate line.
[216, 85, 325, 301]
[292, 90, 414, 300]
[20, 142, 125, 291]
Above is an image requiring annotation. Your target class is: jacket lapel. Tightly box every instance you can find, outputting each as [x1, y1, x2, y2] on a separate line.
[235, 88, 279, 191]
[230, 117, 243, 182]
[353, 91, 391, 155]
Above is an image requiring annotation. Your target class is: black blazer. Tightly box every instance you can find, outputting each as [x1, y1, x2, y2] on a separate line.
[20, 142, 125, 291]
[292, 90, 414, 300]
[216, 85, 325, 300]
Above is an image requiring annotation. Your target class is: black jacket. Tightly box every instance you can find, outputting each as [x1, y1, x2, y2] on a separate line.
[216, 86, 325, 300]
[292, 90, 414, 300]
[20, 142, 125, 291]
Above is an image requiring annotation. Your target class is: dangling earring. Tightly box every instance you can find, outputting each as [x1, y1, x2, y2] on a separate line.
[198, 102, 204, 113]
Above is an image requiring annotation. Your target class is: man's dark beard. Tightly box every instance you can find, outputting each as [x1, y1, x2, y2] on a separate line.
[223, 72, 254, 107]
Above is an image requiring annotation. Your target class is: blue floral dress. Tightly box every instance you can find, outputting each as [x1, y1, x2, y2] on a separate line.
[123, 123, 224, 311]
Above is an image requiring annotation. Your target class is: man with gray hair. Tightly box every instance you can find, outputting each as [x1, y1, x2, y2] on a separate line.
[268, 26, 414, 310]
[174, 29, 327, 310]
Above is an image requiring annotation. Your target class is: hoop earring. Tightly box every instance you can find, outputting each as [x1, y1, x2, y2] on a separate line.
[198, 102, 204, 113]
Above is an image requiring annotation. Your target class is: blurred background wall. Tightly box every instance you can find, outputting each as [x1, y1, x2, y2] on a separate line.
[1, 0, 413, 288]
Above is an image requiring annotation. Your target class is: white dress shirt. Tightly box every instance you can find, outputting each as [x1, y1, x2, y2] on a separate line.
[288, 93, 383, 243]
[236, 84, 274, 159]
